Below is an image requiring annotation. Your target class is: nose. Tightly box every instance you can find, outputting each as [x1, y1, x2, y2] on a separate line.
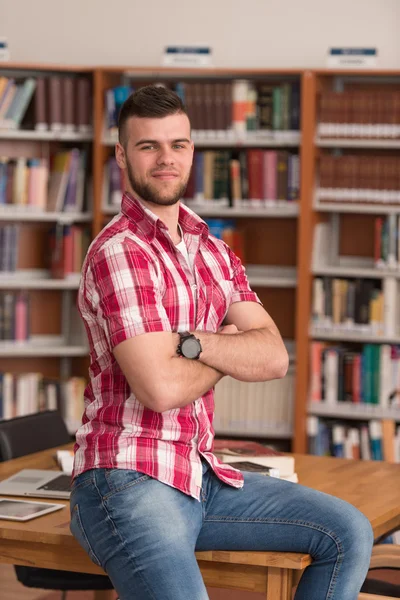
[156, 146, 174, 166]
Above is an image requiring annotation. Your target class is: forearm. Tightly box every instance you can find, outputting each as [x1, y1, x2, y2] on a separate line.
[195, 328, 288, 382]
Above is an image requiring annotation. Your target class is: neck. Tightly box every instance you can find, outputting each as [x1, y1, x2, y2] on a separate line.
[129, 190, 182, 244]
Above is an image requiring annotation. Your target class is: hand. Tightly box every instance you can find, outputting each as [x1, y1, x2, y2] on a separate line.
[219, 324, 241, 335]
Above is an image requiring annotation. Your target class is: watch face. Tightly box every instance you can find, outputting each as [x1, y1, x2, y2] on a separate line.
[182, 337, 201, 359]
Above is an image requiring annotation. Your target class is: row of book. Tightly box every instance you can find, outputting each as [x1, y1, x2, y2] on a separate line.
[0, 150, 89, 213]
[307, 416, 400, 462]
[184, 150, 300, 205]
[213, 370, 294, 438]
[312, 277, 397, 337]
[309, 341, 400, 407]
[0, 224, 19, 272]
[0, 223, 89, 277]
[49, 224, 90, 279]
[0, 372, 85, 424]
[318, 90, 400, 138]
[102, 151, 300, 209]
[105, 80, 301, 135]
[0, 292, 29, 341]
[319, 155, 400, 203]
[0, 75, 92, 132]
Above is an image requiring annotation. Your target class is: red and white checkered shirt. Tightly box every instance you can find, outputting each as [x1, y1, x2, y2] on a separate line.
[73, 193, 261, 499]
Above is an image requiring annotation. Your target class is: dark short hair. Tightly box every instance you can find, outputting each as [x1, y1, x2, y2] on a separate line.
[118, 85, 187, 145]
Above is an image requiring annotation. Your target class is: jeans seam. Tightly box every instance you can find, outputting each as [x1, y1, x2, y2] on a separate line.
[205, 516, 344, 600]
[70, 503, 102, 567]
[93, 471, 159, 600]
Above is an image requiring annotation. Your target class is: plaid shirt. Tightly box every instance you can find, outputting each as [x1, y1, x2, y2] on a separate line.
[73, 193, 261, 499]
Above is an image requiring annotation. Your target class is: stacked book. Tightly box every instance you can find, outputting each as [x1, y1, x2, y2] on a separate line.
[213, 439, 297, 482]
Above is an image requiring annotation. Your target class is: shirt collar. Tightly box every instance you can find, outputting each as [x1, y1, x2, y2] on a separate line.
[121, 192, 209, 243]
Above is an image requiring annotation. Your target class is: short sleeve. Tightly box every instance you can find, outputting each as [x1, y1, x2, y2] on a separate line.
[227, 247, 262, 306]
[90, 242, 171, 349]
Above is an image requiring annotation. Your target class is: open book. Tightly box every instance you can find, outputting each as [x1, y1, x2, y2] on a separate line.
[213, 439, 298, 482]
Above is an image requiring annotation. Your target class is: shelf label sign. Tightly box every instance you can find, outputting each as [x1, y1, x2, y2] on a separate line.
[327, 47, 377, 68]
[0, 37, 9, 61]
[162, 46, 212, 67]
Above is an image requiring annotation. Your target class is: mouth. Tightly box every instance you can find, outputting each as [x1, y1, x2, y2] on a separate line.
[152, 172, 179, 180]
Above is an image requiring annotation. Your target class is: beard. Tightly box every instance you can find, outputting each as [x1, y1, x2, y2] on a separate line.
[126, 161, 190, 207]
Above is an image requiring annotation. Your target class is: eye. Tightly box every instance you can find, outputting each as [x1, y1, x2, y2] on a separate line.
[173, 144, 185, 149]
[141, 145, 156, 151]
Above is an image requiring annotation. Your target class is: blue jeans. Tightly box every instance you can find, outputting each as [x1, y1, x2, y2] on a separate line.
[70, 459, 373, 600]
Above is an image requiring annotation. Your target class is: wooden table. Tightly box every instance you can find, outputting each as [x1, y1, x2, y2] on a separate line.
[0, 445, 399, 600]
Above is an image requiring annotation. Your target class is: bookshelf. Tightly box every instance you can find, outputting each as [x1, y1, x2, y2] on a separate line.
[0, 63, 94, 429]
[295, 69, 400, 459]
[3, 64, 399, 458]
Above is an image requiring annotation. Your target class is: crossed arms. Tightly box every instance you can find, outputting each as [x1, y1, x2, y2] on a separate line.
[113, 301, 289, 413]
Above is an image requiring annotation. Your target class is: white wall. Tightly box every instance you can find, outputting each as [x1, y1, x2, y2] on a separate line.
[1, 0, 399, 68]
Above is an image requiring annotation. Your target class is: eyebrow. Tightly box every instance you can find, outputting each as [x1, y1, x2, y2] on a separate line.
[134, 138, 191, 147]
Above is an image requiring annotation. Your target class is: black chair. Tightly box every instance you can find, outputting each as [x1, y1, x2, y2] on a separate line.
[360, 543, 400, 598]
[0, 410, 114, 600]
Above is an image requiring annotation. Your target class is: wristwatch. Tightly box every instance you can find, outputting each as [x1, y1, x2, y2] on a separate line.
[177, 331, 202, 359]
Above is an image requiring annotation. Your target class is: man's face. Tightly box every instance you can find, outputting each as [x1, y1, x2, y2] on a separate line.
[115, 112, 194, 207]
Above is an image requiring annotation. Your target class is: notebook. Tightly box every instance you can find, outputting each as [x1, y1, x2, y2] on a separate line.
[0, 469, 71, 500]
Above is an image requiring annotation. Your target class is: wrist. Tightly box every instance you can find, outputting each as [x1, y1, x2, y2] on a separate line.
[190, 331, 214, 365]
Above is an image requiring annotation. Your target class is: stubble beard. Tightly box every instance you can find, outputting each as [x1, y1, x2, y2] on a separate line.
[126, 161, 190, 207]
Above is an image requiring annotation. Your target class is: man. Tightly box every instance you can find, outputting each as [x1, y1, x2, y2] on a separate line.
[70, 85, 373, 600]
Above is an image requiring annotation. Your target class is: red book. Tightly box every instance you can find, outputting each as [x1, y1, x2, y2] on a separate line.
[352, 354, 362, 403]
[374, 217, 383, 266]
[14, 292, 28, 341]
[213, 438, 285, 457]
[63, 226, 74, 275]
[246, 149, 263, 201]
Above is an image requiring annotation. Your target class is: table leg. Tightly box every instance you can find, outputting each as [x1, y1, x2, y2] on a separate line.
[266, 567, 293, 600]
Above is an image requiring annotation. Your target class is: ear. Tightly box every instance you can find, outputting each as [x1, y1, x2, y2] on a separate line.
[115, 143, 127, 169]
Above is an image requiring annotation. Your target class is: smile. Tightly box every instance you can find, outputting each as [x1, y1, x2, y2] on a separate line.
[152, 172, 178, 178]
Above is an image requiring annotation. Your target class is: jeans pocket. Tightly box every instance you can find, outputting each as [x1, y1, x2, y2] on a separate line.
[104, 468, 150, 499]
[70, 503, 102, 567]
